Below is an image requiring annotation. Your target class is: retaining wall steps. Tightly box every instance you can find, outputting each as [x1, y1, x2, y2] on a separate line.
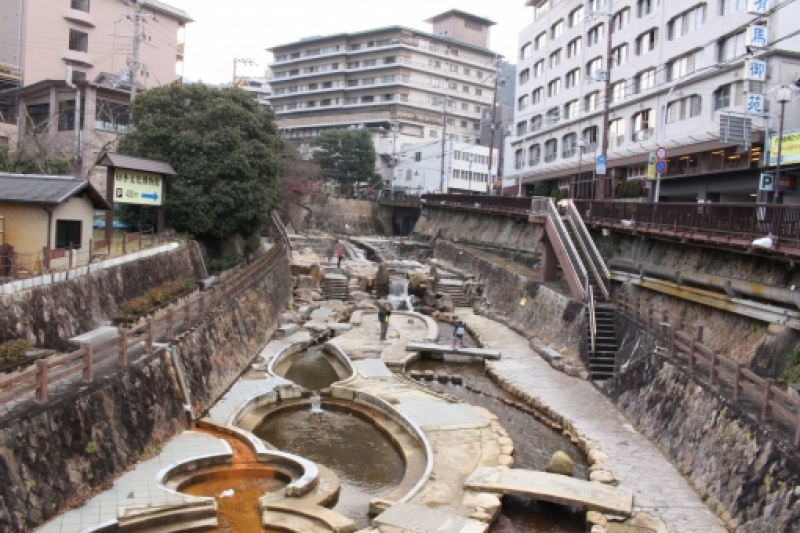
[436, 279, 470, 307]
[588, 304, 618, 381]
[322, 274, 349, 300]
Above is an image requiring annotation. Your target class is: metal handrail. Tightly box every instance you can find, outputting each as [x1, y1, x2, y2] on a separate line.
[541, 197, 588, 300]
[588, 278, 596, 354]
[566, 200, 611, 301]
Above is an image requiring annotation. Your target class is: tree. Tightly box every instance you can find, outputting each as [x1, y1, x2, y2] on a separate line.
[312, 129, 380, 195]
[116, 84, 282, 243]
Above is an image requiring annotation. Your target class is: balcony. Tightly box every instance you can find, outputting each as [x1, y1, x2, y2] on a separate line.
[61, 49, 94, 67]
[176, 42, 185, 59]
[63, 8, 95, 27]
[528, 157, 541, 166]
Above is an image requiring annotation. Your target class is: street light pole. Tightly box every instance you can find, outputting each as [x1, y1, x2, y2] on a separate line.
[774, 85, 794, 203]
[439, 97, 450, 193]
[487, 58, 505, 193]
[597, 0, 613, 200]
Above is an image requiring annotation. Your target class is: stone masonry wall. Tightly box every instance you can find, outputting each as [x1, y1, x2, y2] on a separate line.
[606, 356, 800, 532]
[0, 248, 293, 532]
[434, 240, 585, 356]
[415, 207, 540, 251]
[0, 246, 197, 351]
[176, 250, 293, 414]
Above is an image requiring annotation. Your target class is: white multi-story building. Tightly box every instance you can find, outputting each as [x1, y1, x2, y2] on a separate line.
[267, 10, 500, 188]
[504, 0, 800, 203]
[394, 140, 497, 194]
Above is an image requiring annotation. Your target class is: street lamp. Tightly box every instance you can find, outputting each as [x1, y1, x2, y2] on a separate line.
[773, 85, 795, 197]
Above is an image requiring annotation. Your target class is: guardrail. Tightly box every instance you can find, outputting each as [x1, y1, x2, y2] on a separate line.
[0, 240, 287, 408]
[565, 200, 611, 300]
[543, 197, 588, 301]
[420, 194, 531, 214]
[615, 291, 800, 447]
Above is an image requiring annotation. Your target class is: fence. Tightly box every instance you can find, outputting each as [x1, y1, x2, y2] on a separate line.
[420, 193, 532, 215]
[0, 239, 287, 408]
[0, 230, 176, 280]
[614, 291, 800, 447]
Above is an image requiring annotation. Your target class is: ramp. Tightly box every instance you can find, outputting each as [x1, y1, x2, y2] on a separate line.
[464, 467, 633, 516]
[405, 342, 501, 360]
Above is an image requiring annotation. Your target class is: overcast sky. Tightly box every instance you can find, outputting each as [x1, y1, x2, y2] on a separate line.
[162, 0, 532, 84]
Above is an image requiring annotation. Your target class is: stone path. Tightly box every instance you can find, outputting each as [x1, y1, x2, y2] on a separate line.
[37, 431, 226, 533]
[459, 308, 727, 533]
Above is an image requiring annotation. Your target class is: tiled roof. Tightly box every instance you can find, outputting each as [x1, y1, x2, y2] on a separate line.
[0, 173, 110, 209]
[98, 153, 177, 175]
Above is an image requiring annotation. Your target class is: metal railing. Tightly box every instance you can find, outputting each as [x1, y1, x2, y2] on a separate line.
[542, 197, 588, 301]
[566, 200, 611, 300]
[588, 278, 597, 354]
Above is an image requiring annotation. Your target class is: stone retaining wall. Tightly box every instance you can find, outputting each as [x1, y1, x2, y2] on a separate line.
[415, 207, 540, 250]
[606, 354, 800, 532]
[434, 240, 584, 356]
[0, 245, 197, 351]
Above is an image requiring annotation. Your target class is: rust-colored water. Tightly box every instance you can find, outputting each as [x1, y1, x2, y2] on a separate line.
[182, 426, 284, 532]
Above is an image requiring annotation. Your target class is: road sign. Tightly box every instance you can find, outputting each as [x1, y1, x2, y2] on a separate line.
[656, 147, 668, 160]
[596, 153, 606, 175]
[655, 160, 668, 174]
[113, 169, 164, 206]
[760, 173, 774, 191]
[646, 152, 657, 180]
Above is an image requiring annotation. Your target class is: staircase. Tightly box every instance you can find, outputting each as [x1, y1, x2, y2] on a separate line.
[589, 304, 617, 381]
[437, 278, 470, 307]
[321, 274, 349, 301]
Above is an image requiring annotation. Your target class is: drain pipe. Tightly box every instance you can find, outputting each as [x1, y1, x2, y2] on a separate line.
[41, 204, 53, 270]
[191, 240, 209, 278]
[169, 345, 196, 425]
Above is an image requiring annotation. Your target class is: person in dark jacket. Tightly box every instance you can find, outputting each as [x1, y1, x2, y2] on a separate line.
[451, 316, 466, 349]
[378, 303, 392, 341]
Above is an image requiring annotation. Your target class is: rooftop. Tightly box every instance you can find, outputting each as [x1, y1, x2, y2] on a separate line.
[423, 9, 496, 26]
[0, 173, 110, 209]
[143, 0, 194, 24]
[98, 153, 177, 176]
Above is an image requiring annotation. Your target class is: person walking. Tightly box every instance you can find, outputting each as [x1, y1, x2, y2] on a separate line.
[378, 303, 392, 341]
[326, 242, 335, 264]
[336, 245, 345, 268]
[451, 316, 466, 349]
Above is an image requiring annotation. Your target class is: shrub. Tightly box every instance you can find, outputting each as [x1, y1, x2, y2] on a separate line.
[618, 180, 645, 199]
[207, 254, 244, 274]
[778, 347, 800, 386]
[117, 278, 196, 317]
[0, 339, 32, 366]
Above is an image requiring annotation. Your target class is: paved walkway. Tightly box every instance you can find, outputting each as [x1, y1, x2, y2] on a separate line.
[459, 308, 727, 533]
[37, 431, 226, 533]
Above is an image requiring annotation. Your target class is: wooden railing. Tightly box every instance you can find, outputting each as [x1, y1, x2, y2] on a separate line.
[615, 291, 800, 447]
[0, 240, 286, 408]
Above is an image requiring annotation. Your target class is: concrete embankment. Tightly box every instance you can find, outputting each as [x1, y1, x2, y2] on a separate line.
[415, 204, 539, 250]
[0, 247, 292, 532]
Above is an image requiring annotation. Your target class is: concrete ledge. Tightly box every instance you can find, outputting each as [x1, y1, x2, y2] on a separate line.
[405, 342, 501, 360]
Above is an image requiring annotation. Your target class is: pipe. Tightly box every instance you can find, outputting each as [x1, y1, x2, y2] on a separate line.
[41, 204, 53, 270]
[609, 258, 800, 309]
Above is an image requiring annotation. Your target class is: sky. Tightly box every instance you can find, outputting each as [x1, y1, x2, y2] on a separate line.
[162, 0, 532, 84]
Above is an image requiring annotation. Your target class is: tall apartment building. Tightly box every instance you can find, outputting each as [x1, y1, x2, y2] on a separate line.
[0, 0, 192, 180]
[504, 0, 800, 203]
[267, 10, 500, 189]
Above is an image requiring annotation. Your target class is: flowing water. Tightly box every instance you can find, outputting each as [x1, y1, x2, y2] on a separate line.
[387, 278, 415, 310]
[254, 406, 406, 529]
[282, 346, 341, 391]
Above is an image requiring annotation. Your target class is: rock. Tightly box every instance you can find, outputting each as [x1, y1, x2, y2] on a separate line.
[423, 370, 434, 381]
[497, 455, 514, 467]
[422, 288, 437, 307]
[588, 449, 609, 464]
[310, 291, 323, 301]
[374, 264, 391, 297]
[589, 470, 616, 485]
[435, 294, 454, 312]
[294, 288, 314, 302]
[408, 273, 429, 296]
[590, 526, 606, 533]
[349, 291, 370, 301]
[296, 275, 317, 289]
[586, 511, 608, 527]
[409, 370, 422, 380]
[546, 451, 574, 476]
[451, 374, 463, 384]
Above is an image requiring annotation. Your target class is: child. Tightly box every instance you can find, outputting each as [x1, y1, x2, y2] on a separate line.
[451, 317, 466, 349]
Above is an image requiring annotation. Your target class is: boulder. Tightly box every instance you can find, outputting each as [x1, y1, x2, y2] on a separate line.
[374, 264, 391, 298]
[435, 294, 454, 313]
[407, 273, 429, 297]
[296, 275, 317, 289]
[546, 451, 574, 476]
[349, 291, 371, 301]
[294, 288, 314, 302]
[422, 289, 436, 307]
[310, 291, 323, 301]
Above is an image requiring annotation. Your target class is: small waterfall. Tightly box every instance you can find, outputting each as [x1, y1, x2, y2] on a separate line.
[310, 392, 323, 413]
[387, 278, 414, 311]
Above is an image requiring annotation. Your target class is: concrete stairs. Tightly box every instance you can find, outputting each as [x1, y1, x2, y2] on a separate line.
[322, 274, 349, 300]
[436, 278, 469, 307]
[588, 303, 617, 381]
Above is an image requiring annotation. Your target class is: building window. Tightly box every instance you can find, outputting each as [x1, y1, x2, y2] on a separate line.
[720, 0, 745, 15]
[667, 49, 702, 81]
[635, 29, 658, 55]
[631, 109, 653, 140]
[566, 68, 581, 88]
[517, 121, 528, 136]
[609, 118, 625, 146]
[611, 81, 626, 102]
[518, 94, 530, 111]
[529, 144, 541, 166]
[462, 85, 470, 93]
[531, 115, 543, 131]
[429, 59, 441, 68]
[363, 59, 377, 67]
[568, 5, 584, 28]
[465, 20, 483, 31]
[430, 129, 438, 138]
[549, 49, 562, 69]
[582, 126, 599, 152]
[25, 103, 50, 134]
[535, 32, 547, 50]
[71, 0, 89, 12]
[429, 78, 441, 88]
[95, 99, 130, 132]
[58, 99, 83, 131]
[347, 61, 359, 69]
[666, 94, 702, 122]
[475, 88, 482, 96]
[547, 78, 561, 97]
[584, 91, 600, 112]
[612, 8, 630, 32]
[551, 20, 564, 40]
[449, 82, 458, 90]
[450, 64, 459, 72]
[564, 100, 579, 119]
[464, 68, 471, 75]
[520, 43, 532, 59]
[69, 29, 88, 52]
[588, 0, 607, 11]
[586, 57, 603, 78]
[545, 139, 558, 162]
[519, 68, 530, 85]
[587, 24, 604, 47]
[461, 102, 469, 110]
[563, 133, 577, 157]
[718, 31, 746, 61]
[635, 69, 657, 93]
[55, 220, 82, 249]
[612, 43, 628, 67]
[637, 0, 660, 17]
[714, 84, 733, 109]
[515, 149, 524, 169]
[546, 107, 560, 124]
[567, 37, 582, 58]
[533, 60, 545, 78]
[532, 87, 543, 104]
[460, 120, 468, 128]
[668, 4, 706, 40]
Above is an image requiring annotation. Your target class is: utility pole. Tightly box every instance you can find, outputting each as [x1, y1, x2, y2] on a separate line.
[233, 58, 256, 87]
[439, 97, 449, 193]
[487, 57, 504, 196]
[125, 0, 152, 103]
[597, 0, 614, 200]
